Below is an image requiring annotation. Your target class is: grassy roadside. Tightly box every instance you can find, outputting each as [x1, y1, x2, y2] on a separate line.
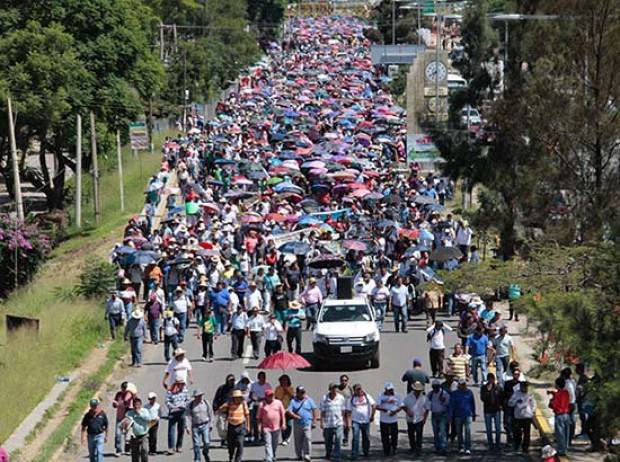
[31, 338, 125, 462]
[0, 130, 173, 444]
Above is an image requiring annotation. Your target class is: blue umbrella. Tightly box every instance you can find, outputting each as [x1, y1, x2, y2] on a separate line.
[126, 250, 160, 265]
[311, 184, 330, 193]
[114, 245, 136, 255]
[403, 245, 430, 258]
[278, 241, 311, 255]
[273, 182, 304, 194]
[214, 159, 237, 165]
[298, 215, 322, 226]
[419, 229, 434, 241]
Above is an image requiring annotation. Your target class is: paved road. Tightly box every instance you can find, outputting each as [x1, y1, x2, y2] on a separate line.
[76, 310, 534, 461]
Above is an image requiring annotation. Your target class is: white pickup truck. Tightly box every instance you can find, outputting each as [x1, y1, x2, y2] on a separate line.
[312, 295, 381, 369]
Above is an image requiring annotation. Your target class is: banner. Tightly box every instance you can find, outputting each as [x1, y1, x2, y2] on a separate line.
[129, 121, 149, 151]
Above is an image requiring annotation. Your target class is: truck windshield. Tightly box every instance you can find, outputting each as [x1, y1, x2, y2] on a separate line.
[319, 304, 372, 323]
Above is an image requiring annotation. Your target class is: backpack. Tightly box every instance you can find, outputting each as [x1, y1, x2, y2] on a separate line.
[427, 327, 444, 342]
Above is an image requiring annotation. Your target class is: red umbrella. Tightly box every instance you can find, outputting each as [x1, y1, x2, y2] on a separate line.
[265, 213, 286, 222]
[257, 351, 311, 370]
[199, 241, 214, 249]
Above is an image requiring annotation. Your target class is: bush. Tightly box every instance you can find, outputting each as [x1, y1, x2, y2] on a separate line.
[76, 260, 117, 299]
[0, 214, 52, 297]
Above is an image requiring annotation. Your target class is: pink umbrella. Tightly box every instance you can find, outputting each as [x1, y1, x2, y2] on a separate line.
[257, 351, 311, 369]
[342, 240, 368, 251]
[241, 215, 263, 224]
[351, 189, 371, 198]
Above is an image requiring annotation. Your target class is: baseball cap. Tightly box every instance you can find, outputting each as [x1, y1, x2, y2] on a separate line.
[265, 389, 274, 397]
[431, 379, 441, 386]
[296, 385, 306, 393]
[89, 399, 99, 407]
[148, 392, 157, 399]
[384, 382, 395, 390]
[458, 378, 467, 385]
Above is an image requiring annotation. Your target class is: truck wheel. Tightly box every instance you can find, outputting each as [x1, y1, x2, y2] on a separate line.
[370, 348, 380, 368]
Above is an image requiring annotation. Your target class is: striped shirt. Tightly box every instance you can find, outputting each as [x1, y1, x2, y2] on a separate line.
[448, 354, 469, 380]
[222, 401, 249, 425]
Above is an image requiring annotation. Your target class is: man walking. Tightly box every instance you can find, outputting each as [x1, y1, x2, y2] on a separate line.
[165, 379, 189, 455]
[123, 397, 155, 462]
[450, 378, 476, 455]
[320, 383, 346, 461]
[426, 379, 450, 454]
[217, 390, 250, 462]
[480, 372, 503, 450]
[105, 290, 125, 339]
[508, 381, 536, 453]
[376, 382, 402, 456]
[300, 277, 322, 330]
[345, 383, 376, 460]
[257, 389, 286, 462]
[186, 390, 213, 462]
[230, 305, 248, 360]
[401, 358, 430, 393]
[549, 377, 571, 456]
[493, 325, 515, 385]
[124, 309, 147, 367]
[287, 386, 318, 462]
[426, 321, 452, 378]
[81, 399, 108, 462]
[389, 277, 409, 333]
[466, 325, 489, 386]
[399, 381, 428, 456]
[145, 392, 161, 455]
[285, 301, 305, 354]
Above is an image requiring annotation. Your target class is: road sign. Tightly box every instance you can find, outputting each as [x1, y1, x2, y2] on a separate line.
[128, 121, 148, 151]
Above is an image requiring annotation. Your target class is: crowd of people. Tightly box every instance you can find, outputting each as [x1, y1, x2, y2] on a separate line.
[79, 14, 594, 462]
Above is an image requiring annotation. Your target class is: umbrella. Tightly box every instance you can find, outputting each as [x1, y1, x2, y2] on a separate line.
[414, 195, 437, 205]
[214, 159, 237, 165]
[126, 250, 160, 265]
[429, 246, 463, 262]
[240, 214, 263, 224]
[308, 255, 345, 269]
[265, 213, 287, 222]
[198, 248, 221, 257]
[114, 245, 136, 255]
[298, 216, 322, 226]
[266, 176, 284, 186]
[419, 229, 434, 241]
[200, 202, 220, 214]
[257, 351, 311, 370]
[403, 245, 430, 258]
[199, 242, 214, 249]
[341, 240, 367, 251]
[207, 179, 224, 186]
[278, 241, 311, 255]
[425, 204, 447, 213]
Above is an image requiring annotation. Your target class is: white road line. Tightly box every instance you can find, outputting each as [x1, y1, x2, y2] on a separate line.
[242, 344, 253, 364]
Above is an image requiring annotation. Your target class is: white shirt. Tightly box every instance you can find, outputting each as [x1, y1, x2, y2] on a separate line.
[508, 390, 537, 419]
[346, 393, 376, 424]
[426, 324, 453, 350]
[264, 320, 283, 341]
[565, 378, 577, 404]
[247, 314, 266, 332]
[376, 392, 402, 424]
[245, 290, 263, 310]
[171, 295, 189, 314]
[402, 392, 429, 424]
[229, 291, 240, 311]
[456, 227, 473, 246]
[355, 279, 376, 296]
[249, 381, 272, 401]
[165, 358, 192, 386]
[231, 311, 248, 330]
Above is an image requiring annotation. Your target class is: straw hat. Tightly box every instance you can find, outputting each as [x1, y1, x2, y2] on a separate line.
[412, 381, 424, 391]
[289, 301, 302, 309]
[131, 310, 144, 319]
[231, 390, 243, 398]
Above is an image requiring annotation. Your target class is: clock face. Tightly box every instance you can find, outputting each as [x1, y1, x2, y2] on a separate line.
[425, 61, 448, 82]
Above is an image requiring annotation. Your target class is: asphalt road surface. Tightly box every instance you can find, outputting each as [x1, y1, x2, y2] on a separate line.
[76, 310, 534, 461]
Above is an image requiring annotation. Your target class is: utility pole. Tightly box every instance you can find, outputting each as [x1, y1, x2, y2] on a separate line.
[391, 0, 396, 45]
[89, 111, 101, 225]
[7, 96, 24, 221]
[116, 130, 125, 212]
[75, 114, 82, 228]
[434, 0, 441, 126]
[183, 50, 188, 132]
[159, 22, 165, 61]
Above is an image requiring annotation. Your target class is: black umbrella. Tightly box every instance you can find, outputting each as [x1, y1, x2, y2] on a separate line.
[308, 255, 345, 269]
[414, 195, 437, 205]
[429, 247, 463, 262]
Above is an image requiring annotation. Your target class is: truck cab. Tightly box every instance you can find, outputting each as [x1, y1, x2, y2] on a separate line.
[312, 293, 380, 369]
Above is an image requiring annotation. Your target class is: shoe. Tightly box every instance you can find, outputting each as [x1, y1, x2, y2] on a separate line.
[465, 449, 471, 455]
[281, 439, 289, 446]
[459, 448, 465, 454]
[208, 357, 214, 362]
[202, 356, 208, 361]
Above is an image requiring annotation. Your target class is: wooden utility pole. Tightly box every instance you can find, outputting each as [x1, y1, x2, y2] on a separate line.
[89, 111, 100, 224]
[75, 114, 82, 227]
[116, 130, 125, 212]
[7, 96, 24, 221]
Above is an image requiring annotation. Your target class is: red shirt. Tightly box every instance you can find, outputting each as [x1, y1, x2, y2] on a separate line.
[549, 389, 570, 415]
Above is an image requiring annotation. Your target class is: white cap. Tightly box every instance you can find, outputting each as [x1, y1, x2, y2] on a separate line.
[148, 392, 157, 399]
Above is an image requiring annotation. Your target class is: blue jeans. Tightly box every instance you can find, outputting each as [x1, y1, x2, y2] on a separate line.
[305, 303, 319, 328]
[124, 302, 133, 320]
[454, 416, 472, 451]
[175, 312, 187, 342]
[87, 432, 105, 462]
[149, 318, 161, 343]
[373, 302, 386, 331]
[484, 412, 501, 448]
[168, 410, 186, 450]
[130, 336, 144, 365]
[192, 423, 210, 461]
[495, 356, 509, 385]
[214, 308, 226, 335]
[393, 305, 408, 332]
[323, 426, 343, 461]
[351, 421, 370, 459]
[431, 412, 448, 450]
[114, 418, 124, 453]
[554, 413, 571, 455]
[446, 293, 455, 316]
[471, 355, 487, 384]
[164, 334, 178, 362]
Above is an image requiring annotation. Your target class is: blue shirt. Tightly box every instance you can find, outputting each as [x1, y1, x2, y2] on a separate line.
[466, 333, 489, 357]
[285, 308, 305, 328]
[449, 388, 476, 419]
[288, 397, 317, 427]
[212, 288, 230, 307]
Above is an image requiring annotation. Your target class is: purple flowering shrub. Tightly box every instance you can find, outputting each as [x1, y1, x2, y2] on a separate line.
[0, 214, 52, 296]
